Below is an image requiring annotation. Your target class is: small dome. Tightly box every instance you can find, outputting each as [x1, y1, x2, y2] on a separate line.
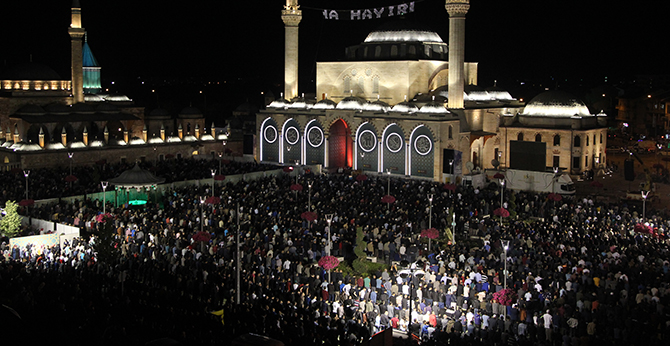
[178, 106, 203, 119]
[84, 94, 105, 102]
[288, 97, 311, 109]
[312, 99, 337, 110]
[104, 93, 132, 102]
[390, 101, 418, 114]
[45, 103, 71, 115]
[522, 90, 591, 117]
[268, 98, 290, 109]
[15, 104, 46, 116]
[336, 96, 367, 110]
[0, 62, 62, 80]
[418, 101, 449, 114]
[71, 103, 95, 114]
[363, 99, 390, 113]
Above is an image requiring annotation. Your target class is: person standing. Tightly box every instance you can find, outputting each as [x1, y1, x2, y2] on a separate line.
[541, 309, 553, 341]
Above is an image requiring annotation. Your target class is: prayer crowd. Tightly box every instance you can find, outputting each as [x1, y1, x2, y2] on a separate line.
[1, 162, 669, 346]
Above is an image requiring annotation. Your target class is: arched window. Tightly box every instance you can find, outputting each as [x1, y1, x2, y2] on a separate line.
[586, 136, 589, 146]
[593, 134, 596, 145]
[517, 132, 524, 141]
[390, 45, 398, 57]
[408, 45, 416, 57]
[375, 46, 381, 58]
[553, 134, 561, 146]
[343, 76, 351, 94]
[448, 125, 453, 139]
[600, 133, 603, 144]
[535, 134, 542, 142]
[574, 135, 581, 147]
[373, 76, 380, 94]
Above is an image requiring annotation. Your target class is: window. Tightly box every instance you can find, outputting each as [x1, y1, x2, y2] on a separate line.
[391, 45, 398, 57]
[535, 134, 542, 142]
[517, 132, 524, 141]
[409, 45, 416, 56]
[593, 134, 596, 145]
[373, 76, 380, 93]
[586, 136, 589, 146]
[600, 133, 603, 144]
[375, 46, 381, 58]
[553, 135, 561, 146]
[585, 156, 589, 168]
[448, 125, 453, 139]
[343, 76, 351, 94]
[574, 136, 581, 147]
[553, 155, 560, 168]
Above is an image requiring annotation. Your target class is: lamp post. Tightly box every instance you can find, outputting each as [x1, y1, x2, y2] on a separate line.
[200, 196, 205, 233]
[499, 178, 505, 224]
[295, 160, 300, 184]
[307, 181, 312, 227]
[101, 181, 108, 214]
[501, 239, 510, 321]
[386, 168, 391, 210]
[428, 194, 433, 251]
[68, 152, 74, 176]
[236, 203, 242, 305]
[211, 169, 216, 196]
[218, 152, 223, 173]
[326, 213, 334, 282]
[23, 170, 30, 200]
[399, 260, 425, 338]
[449, 159, 454, 181]
[642, 190, 650, 220]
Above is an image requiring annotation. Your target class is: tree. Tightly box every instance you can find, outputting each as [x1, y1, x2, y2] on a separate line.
[0, 201, 22, 237]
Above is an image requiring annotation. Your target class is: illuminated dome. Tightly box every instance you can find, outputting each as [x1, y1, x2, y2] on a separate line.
[364, 20, 444, 43]
[522, 91, 592, 117]
[363, 99, 390, 112]
[345, 19, 448, 61]
[268, 98, 290, 109]
[418, 101, 449, 114]
[390, 101, 418, 113]
[336, 96, 367, 110]
[312, 99, 337, 110]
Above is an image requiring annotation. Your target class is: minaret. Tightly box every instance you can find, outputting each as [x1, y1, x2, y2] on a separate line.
[282, 0, 302, 100]
[68, 0, 85, 103]
[445, 0, 470, 109]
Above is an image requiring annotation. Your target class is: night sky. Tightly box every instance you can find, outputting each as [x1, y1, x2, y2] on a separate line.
[2, 0, 668, 104]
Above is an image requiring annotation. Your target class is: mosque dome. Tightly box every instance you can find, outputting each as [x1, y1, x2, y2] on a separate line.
[418, 101, 449, 115]
[522, 91, 592, 117]
[15, 104, 46, 116]
[363, 99, 391, 113]
[104, 93, 132, 102]
[390, 101, 419, 114]
[336, 96, 367, 111]
[312, 99, 337, 110]
[45, 103, 71, 115]
[345, 19, 448, 61]
[0, 62, 62, 80]
[268, 98, 290, 109]
[364, 20, 444, 43]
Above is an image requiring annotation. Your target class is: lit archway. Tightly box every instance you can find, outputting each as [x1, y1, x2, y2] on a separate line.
[328, 119, 352, 169]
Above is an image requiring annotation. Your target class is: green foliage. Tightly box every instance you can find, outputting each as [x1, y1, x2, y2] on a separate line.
[348, 226, 387, 277]
[0, 201, 22, 237]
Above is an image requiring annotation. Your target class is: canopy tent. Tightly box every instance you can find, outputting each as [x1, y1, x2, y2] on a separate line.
[107, 163, 165, 206]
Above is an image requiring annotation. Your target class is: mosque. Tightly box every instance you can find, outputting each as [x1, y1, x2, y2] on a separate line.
[0, 1, 228, 171]
[257, 0, 608, 181]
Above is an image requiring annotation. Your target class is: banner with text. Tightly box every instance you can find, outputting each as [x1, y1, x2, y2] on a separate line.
[321, 1, 416, 21]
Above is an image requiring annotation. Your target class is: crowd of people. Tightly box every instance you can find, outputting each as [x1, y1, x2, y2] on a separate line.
[1, 161, 669, 346]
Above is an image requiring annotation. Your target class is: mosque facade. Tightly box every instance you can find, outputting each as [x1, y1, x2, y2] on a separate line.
[257, 0, 608, 181]
[0, 1, 229, 171]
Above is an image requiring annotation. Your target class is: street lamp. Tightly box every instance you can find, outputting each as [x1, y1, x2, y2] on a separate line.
[101, 181, 108, 214]
[428, 194, 433, 251]
[68, 152, 74, 176]
[218, 152, 223, 173]
[501, 239, 510, 321]
[499, 178, 505, 224]
[399, 260, 425, 338]
[325, 213, 334, 282]
[211, 169, 216, 196]
[386, 168, 391, 210]
[449, 159, 454, 181]
[307, 181, 313, 227]
[642, 190, 650, 220]
[200, 196, 205, 233]
[23, 170, 30, 200]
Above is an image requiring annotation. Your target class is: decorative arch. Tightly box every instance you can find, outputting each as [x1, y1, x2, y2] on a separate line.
[304, 119, 325, 166]
[328, 118, 352, 169]
[381, 123, 406, 175]
[259, 117, 280, 162]
[354, 122, 379, 172]
[409, 124, 434, 178]
[517, 132, 524, 141]
[281, 118, 301, 164]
